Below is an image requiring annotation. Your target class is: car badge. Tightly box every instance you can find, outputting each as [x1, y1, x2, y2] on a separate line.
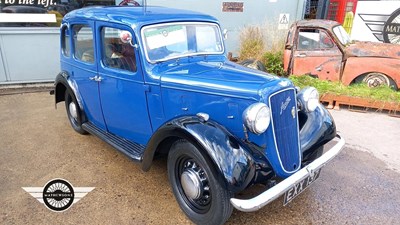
[280, 96, 291, 115]
[291, 107, 296, 119]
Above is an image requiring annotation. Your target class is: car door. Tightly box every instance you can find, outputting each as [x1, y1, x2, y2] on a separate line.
[284, 24, 296, 72]
[71, 22, 106, 130]
[291, 28, 343, 81]
[96, 22, 153, 145]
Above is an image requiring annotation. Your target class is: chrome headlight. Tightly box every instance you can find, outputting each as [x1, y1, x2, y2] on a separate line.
[243, 103, 271, 134]
[297, 87, 320, 112]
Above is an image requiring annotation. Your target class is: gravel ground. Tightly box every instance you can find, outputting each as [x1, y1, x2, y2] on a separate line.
[0, 92, 399, 225]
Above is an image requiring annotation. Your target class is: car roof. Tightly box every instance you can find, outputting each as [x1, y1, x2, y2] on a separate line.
[63, 6, 219, 28]
[294, 19, 341, 30]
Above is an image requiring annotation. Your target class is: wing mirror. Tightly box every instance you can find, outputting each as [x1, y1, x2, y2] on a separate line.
[223, 29, 228, 40]
[119, 31, 138, 48]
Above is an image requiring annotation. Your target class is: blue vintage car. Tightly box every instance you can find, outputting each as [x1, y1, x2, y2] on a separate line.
[53, 6, 345, 225]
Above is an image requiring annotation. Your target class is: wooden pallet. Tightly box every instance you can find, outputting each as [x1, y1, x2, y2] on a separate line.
[320, 94, 400, 116]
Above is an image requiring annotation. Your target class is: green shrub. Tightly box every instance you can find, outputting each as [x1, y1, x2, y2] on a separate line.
[262, 51, 285, 77]
[290, 75, 400, 102]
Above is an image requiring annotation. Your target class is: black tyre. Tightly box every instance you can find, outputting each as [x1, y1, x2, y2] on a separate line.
[239, 59, 267, 72]
[167, 140, 233, 225]
[65, 89, 87, 134]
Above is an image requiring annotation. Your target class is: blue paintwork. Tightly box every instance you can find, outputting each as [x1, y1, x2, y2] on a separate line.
[95, 21, 152, 145]
[299, 104, 337, 151]
[57, 6, 338, 191]
[60, 20, 107, 130]
[63, 7, 220, 33]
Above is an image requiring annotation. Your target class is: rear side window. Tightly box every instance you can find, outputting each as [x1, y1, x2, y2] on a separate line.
[72, 24, 94, 63]
[61, 26, 70, 57]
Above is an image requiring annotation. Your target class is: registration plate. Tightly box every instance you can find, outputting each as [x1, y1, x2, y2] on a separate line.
[283, 168, 322, 205]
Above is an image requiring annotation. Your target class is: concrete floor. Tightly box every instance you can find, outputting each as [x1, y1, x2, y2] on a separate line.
[0, 92, 399, 224]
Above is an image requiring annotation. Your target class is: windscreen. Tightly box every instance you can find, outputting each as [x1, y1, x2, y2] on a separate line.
[333, 25, 352, 46]
[141, 22, 224, 63]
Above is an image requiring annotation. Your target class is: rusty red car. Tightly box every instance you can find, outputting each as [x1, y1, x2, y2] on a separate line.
[284, 19, 400, 90]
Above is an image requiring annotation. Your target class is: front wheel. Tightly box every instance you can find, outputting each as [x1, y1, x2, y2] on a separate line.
[64, 89, 87, 134]
[167, 140, 233, 225]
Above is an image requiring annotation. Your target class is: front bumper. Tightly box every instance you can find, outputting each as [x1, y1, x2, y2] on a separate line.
[230, 134, 345, 212]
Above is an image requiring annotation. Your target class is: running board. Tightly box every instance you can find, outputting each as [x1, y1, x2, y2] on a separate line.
[82, 122, 145, 162]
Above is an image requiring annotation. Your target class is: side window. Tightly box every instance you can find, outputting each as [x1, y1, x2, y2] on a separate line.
[101, 27, 137, 72]
[73, 24, 94, 63]
[61, 26, 70, 57]
[297, 29, 335, 50]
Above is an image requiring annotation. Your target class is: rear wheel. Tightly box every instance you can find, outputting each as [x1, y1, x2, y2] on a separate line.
[359, 72, 397, 90]
[65, 89, 87, 134]
[167, 140, 233, 225]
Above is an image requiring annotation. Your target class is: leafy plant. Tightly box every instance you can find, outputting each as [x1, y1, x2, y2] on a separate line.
[262, 51, 286, 77]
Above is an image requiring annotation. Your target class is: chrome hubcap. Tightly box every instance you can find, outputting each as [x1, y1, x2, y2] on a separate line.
[69, 102, 78, 120]
[367, 78, 385, 87]
[364, 74, 389, 88]
[177, 158, 211, 213]
[181, 169, 202, 200]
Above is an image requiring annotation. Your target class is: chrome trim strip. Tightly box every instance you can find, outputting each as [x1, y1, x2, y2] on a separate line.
[230, 134, 345, 212]
[268, 88, 301, 174]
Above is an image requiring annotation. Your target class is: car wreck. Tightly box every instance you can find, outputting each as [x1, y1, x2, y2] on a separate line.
[284, 19, 400, 90]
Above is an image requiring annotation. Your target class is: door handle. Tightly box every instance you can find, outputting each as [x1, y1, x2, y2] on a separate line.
[294, 53, 306, 58]
[95, 76, 103, 82]
[89, 76, 103, 82]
